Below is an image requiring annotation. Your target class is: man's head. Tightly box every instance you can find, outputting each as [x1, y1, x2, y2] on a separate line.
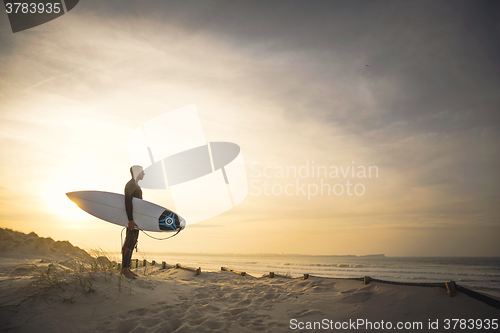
[130, 165, 145, 181]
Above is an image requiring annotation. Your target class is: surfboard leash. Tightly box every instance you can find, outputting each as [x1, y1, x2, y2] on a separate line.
[120, 226, 181, 256]
[138, 227, 182, 241]
[120, 227, 126, 249]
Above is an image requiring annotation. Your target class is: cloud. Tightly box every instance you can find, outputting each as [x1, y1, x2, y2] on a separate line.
[0, 0, 498, 255]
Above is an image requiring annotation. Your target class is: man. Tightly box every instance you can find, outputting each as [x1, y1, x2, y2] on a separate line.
[120, 165, 145, 279]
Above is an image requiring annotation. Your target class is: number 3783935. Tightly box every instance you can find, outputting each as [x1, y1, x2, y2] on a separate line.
[5, 2, 62, 14]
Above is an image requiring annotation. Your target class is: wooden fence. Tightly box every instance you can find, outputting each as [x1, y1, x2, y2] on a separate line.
[113, 260, 500, 309]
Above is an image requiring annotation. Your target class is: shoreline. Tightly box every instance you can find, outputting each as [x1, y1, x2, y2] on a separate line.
[105, 251, 500, 258]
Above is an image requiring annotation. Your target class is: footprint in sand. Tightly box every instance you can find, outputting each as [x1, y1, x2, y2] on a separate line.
[149, 305, 164, 315]
[116, 319, 137, 332]
[189, 316, 207, 326]
[129, 307, 150, 316]
[291, 309, 324, 317]
[195, 292, 209, 299]
[202, 304, 220, 312]
[261, 304, 274, 311]
[229, 308, 246, 315]
[254, 296, 267, 303]
[205, 319, 225, 330]
[237, 298, 251, 306]
[311, 286, 332, 293]
[135, 280, 156, 290]
[339, 287, 375, 303]
[264, 292, 276, 299]
[249, 321, 267, 332]
[141, 317, 161, 328]
[163, 318, 183, 331]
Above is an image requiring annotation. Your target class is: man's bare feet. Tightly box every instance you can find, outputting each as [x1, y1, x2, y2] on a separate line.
[120, 267, 136, 279]
[128, 267, 139, 277]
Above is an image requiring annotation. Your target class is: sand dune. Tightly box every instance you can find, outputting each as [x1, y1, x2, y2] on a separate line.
[0, 229, 90, 260]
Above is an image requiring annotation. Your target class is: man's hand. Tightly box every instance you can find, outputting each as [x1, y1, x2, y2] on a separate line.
[128, 220, 138, 230]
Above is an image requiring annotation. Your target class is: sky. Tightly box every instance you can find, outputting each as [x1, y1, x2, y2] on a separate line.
[0, 0, 499, 256]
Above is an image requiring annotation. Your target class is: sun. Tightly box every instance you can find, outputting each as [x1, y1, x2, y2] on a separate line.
[42, 184, 89, 222]
[40, 170, 103, 223]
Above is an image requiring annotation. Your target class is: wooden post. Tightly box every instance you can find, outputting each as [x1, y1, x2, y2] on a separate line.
[161, 262, 176, 269]
[177, 264, 201, 275]
[364, 276, 371, 285]
[446, 281, 457, 297]
[135, 259, 139, 268]
[303, 274, 309, 280]
[269, 272, 274, 278]
[143, 259, 147, 267]
[152, 260, 156, 266]
[221, 267, 246, 276]
[274, 273, 292, 279]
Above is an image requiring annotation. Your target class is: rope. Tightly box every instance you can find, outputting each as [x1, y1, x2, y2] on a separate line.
[121, 227, 126, 249]
[121, 225, 182, 244]
[121, 225, 181, 255]
[306, 275, 500, 310]
[138, 227, 182, 240]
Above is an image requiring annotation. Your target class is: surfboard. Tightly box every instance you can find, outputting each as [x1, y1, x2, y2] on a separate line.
[66, 191, 186, 232]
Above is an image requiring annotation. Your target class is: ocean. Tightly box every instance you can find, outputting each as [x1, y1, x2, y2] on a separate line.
[140, 253, 500, 298]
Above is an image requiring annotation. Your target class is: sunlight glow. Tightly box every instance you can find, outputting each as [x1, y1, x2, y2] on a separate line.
[40, 168, 110, 224]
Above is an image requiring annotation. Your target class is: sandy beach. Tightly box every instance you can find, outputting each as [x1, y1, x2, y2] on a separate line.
[0, 229, 498, 332]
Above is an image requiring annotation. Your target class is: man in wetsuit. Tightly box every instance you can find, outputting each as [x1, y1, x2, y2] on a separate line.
[120, 165, 145, 279]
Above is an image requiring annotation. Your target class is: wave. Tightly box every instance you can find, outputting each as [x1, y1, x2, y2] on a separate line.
[155, 255, 500, 290]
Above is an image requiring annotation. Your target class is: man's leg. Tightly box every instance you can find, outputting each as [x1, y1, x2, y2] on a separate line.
[128, 230, 139, 276]
[121, 229, 138, 279]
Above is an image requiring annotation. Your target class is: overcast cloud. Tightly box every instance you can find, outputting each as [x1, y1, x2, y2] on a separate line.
[0, 0, 498, 255]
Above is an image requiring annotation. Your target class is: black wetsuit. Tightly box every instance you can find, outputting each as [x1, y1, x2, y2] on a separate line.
[122, 178, 142, 268]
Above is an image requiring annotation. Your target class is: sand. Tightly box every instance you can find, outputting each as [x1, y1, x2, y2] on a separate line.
[0, 229, 498, 332]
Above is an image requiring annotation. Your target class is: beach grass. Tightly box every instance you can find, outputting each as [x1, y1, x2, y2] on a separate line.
[14, 249, 121, 306]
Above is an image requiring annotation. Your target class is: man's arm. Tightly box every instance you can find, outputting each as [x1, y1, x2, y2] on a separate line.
[124, 182, 138, 230]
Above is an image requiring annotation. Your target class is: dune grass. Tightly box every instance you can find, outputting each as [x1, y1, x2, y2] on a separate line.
[17, 249, 123, 305]
[5, 247, 163, 309]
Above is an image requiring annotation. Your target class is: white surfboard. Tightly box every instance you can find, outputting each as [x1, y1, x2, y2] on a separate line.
[66, 191, 186, 232]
